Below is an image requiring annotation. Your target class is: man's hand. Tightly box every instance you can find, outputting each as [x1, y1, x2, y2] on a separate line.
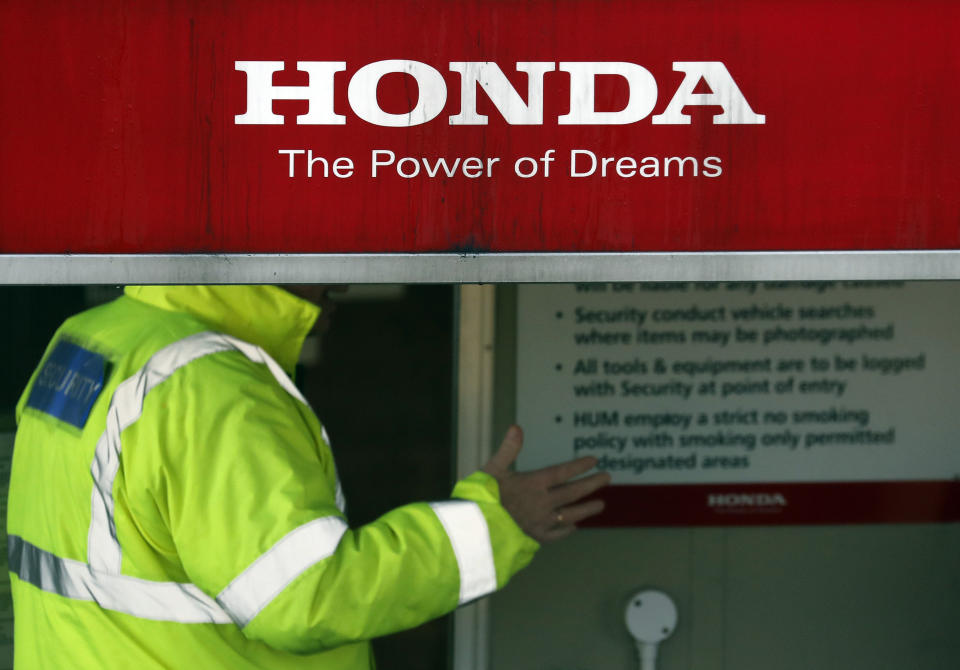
[483, 425, 611, 543]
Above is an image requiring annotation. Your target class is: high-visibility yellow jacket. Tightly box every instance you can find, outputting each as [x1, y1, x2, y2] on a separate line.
[8, 285, 538, 668]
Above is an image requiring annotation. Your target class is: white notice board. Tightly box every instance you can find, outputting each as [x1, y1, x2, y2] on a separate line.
[516, 282, 960, 525]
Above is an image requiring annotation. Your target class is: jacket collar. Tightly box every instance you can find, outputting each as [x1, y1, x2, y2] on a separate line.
[124, 285, 320, 376]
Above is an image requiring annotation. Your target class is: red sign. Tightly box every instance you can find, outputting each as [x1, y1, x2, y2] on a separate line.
[586, 481, 960, 527]
[1, 1, 958, 254]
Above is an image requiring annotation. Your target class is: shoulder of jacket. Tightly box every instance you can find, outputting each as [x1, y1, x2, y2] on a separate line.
[147, 347, 305, 425]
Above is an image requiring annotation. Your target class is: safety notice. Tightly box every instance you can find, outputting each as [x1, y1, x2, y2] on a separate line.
[516, 282, 960, 486]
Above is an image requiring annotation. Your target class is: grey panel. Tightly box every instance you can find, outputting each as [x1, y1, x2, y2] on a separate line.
[4, 252, 960, 284]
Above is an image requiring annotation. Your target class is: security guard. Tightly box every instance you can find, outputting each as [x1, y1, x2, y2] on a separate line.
[7, 285, 608, 668]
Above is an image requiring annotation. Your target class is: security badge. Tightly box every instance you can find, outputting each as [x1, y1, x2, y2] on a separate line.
[26, 340, 106, 429]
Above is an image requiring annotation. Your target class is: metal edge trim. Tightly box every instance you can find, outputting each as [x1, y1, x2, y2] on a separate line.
[2, 252, 960, 284]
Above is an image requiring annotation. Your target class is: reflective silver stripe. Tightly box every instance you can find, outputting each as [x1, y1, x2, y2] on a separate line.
[429, 501, 497, 605]
[216, 516, 348, 627]
[8, 535, 232, 624]
[322, 425, 348, 514]
[87, 331, 315, 574]
[88, 333, 235, 572]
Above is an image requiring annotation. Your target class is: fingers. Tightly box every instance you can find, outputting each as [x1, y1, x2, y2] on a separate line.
[535, 455, 599, 487]
[555, 498, 605, 526]
[548, 471, 611, 508]
[482, 425, 524, 476]
[539, 499, 606, 542]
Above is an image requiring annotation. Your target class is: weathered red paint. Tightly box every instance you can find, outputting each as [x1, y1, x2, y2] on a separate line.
[1, 0, 958, 254]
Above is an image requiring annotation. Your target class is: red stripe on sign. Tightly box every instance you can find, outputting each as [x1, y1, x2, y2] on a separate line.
[1, 0, 959, 253]
[581, 481, 960, 527]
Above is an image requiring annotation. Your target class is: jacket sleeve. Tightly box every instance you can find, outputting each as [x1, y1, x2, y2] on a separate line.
[125, 351, 539, 654]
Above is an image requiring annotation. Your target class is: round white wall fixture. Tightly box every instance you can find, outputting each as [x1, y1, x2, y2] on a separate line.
[624, 589, 678, 670]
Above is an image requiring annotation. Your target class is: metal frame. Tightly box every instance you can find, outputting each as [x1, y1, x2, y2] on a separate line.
[453, 285, 498, 670]
[3, 251, 960, 284]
